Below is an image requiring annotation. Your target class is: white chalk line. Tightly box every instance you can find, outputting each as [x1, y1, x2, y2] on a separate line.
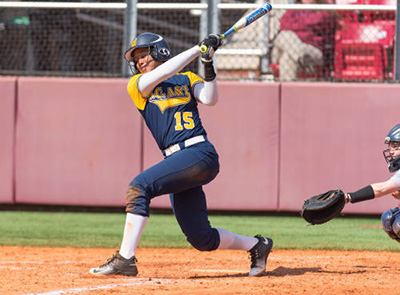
[0, 266, 36, 270]
[0, 261, 93, 271]
[0, 260, 92, 265]
[22, 278, 177, 295]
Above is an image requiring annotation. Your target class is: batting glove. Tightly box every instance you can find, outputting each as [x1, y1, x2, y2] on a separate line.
[199, 34, 223, 62]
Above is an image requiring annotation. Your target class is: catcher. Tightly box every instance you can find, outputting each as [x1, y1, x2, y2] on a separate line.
[302, 124, 400, 242]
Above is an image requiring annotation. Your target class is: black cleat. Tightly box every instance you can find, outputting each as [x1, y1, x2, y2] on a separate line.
[248, 235, 273, 276]
[90, 251, 138, 276]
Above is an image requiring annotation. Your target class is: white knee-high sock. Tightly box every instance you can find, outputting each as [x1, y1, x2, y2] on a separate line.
[216, 228, 258, 251]
[119, 213, 148, 259]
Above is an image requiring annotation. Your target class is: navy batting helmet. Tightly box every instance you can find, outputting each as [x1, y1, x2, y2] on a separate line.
[383, 124, 400, 172]
[124, 33, 171, 74]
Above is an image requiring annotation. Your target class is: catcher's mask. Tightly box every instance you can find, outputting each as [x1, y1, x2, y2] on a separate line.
[383, 124, 400, 173]
[124, 33, 171, 75]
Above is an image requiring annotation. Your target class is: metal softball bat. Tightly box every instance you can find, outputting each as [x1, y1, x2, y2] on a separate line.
[200, 2, 272, 53]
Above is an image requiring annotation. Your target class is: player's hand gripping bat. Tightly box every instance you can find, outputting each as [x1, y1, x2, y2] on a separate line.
[199, 2, 273, 54]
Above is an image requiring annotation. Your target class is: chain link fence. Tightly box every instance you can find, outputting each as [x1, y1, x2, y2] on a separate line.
[0, 1, 397, 82]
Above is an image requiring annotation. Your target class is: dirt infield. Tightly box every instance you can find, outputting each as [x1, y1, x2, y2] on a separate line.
[1, 246, 399, 295]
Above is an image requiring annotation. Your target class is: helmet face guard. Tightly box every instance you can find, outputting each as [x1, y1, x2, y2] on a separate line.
[124, 33, 171, 74]
[383, 148, 400, 173]
[383, 124, 400, 173]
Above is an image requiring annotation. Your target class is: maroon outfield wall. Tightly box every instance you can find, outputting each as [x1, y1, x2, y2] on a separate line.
[0, 77, 16, 204]
[1, 77, 400, 214]
[15, 77, 142, 206]
[279, 82, 400, 214]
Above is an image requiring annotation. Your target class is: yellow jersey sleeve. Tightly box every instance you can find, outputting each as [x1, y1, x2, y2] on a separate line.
[127, 74, 147, 111]
[182, 72, 204, 92]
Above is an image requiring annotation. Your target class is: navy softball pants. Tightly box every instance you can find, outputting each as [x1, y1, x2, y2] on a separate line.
[125, 141, 221, 251]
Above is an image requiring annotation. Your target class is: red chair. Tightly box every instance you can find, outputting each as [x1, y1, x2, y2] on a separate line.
[358, 0, 396, 23]
[334, 41, 385, 80]
[334, 20, 395, 80]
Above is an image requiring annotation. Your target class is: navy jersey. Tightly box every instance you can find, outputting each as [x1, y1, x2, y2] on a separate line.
[127, 71, 207, 151]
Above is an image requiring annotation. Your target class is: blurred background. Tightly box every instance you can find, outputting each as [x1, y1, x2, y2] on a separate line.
[0, 0, 398, 82]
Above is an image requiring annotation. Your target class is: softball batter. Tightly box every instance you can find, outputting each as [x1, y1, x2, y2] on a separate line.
[89, 33, 273, 277]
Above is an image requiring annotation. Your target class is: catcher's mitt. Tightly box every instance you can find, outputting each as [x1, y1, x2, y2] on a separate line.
[301, 189, 346, 225]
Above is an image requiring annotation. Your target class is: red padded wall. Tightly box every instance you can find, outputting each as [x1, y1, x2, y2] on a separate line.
[279, 82, 400, 214]
[15, 77, 142, 206]
[0, 77, 17, 204]
[7, 77, 400, 214]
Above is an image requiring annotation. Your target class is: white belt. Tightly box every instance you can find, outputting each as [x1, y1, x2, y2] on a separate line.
[163, 135, 206, 156]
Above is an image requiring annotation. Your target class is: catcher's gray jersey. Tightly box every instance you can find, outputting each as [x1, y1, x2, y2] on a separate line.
[390, 170, 400, 187]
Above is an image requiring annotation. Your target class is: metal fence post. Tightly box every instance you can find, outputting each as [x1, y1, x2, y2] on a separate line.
[260, 14, 271, 80]
[210, 0, 220, 34]
[210, 0, 220, 70]
[199, 0, 209, 75]
[122, 0, 137, 77]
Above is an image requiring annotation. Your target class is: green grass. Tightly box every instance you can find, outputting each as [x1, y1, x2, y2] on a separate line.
[0, 211, 399, 251]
